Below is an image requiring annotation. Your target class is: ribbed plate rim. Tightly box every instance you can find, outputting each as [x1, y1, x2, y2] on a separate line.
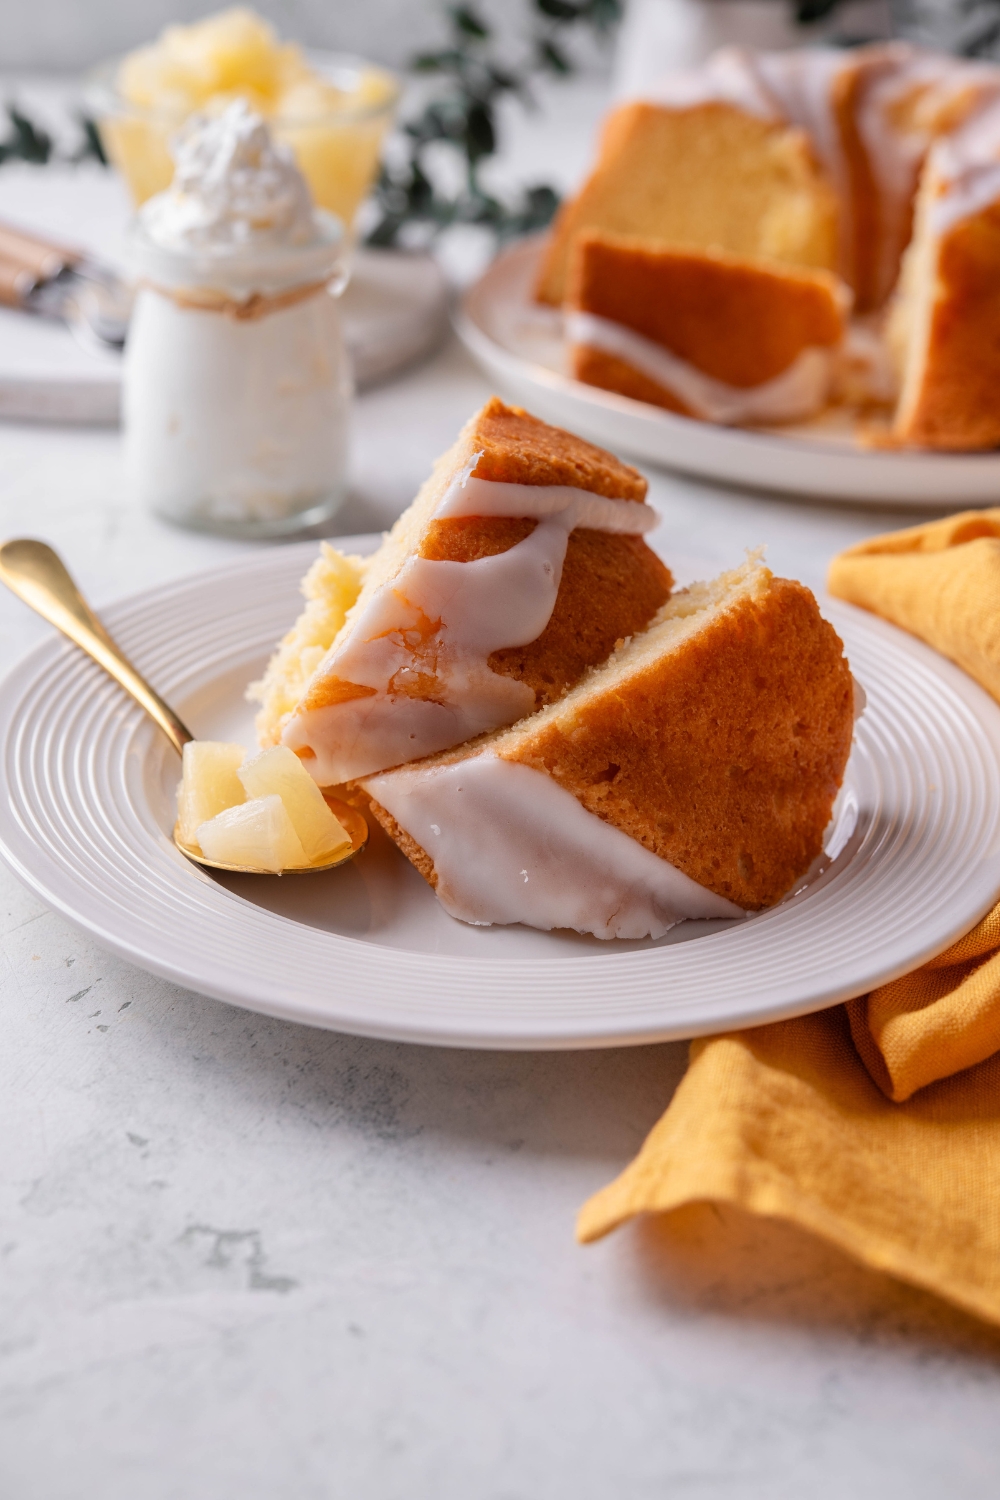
[2, 539, 1000, 1049]
[455, 236, 1000, 508]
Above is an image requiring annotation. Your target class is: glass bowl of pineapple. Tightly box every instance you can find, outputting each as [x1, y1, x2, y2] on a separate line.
[85, 7, 399, 229]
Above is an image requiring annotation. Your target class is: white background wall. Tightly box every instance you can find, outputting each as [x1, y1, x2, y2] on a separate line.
[3, 0, 591, 74]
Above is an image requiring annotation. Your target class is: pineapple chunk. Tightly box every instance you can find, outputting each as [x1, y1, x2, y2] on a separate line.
[238, 744, 350, 862]
[176, 741, 246, 848]
[119, 9, 288, 112]
[197, 795, 307, 871]
[111, 9, 397, 216]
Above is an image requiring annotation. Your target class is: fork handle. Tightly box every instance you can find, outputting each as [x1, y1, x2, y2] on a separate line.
[0, 539, 194, 757]
[0, 254, 34, 309]
[0, 220, 79, 280]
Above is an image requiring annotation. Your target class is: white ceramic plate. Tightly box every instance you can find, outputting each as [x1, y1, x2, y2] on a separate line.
[456, 236, 1000, 509]
[2, 538, 1000, 1050]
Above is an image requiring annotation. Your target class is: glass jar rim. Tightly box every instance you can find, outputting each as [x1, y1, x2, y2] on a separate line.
[127, 206, 346, 297]
[84, 48, 401, 130]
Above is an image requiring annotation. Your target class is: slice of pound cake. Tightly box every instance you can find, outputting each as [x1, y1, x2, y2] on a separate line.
[888, 97, 1000, 450]
[358, 557, 856, 940]
[567, 232, 849, 425]
[534, 48, 841, 307]
[276, 398, 671, 783]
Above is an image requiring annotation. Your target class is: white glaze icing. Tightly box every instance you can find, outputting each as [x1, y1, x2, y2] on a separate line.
[926, 97, 1000, 234]
[853, 49, 999, 301]
[756, 46, 863, 278]
[638, 43, 1000, 296]
[435, 474, 656, 532]
[566, 310, 836, 424]
[642, 45, 778, 120]
[755, 47, 849, 187]
[282, 473, 658, 784]
[362, 753, 743, 939]
[853, 675, 867, 723]
[834, 319, 899, 405]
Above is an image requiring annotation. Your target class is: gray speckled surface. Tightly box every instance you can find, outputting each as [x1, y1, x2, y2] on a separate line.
[3, 229, 1000, 1496]
[5, 842, 1000, 1499]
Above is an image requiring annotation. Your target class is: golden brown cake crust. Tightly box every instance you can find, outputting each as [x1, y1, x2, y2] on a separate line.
[893, 205, 1000, 450]
[497, 577, 854, 910]
[416, 519, 671, 705]
[568, 234, 846, 387]
[420, 519, 673, 707]
[488, 529, 673, 706]
[570, 347, 695, 415]
[413, 402, 671, 707]
[467, 396, 648, 500]
[419, 515, 539, 561]
[367, 799, 438, 888]
[830, 53, 886, 310]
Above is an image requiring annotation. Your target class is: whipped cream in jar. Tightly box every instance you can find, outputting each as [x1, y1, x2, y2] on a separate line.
[123, 101, 351, 537]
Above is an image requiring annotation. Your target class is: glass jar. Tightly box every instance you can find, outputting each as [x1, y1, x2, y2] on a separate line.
[123, 213, 351, 538]
[85, 51, 400, 229]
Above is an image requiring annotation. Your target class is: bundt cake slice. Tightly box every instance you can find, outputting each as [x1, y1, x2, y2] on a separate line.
[359, 557, 856, 940]
[566, 232, 849, 424]
[888, 99, 1000, 449]
[273, 398, 671, 784]
[534, 48, 840, 307]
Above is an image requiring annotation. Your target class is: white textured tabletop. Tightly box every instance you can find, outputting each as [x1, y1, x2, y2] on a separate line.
[4, 94, 1000, 1500]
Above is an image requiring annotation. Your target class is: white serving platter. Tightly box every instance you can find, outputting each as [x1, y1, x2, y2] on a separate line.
[2, 538, 999, 1050]
[456, 235, 1000, 509]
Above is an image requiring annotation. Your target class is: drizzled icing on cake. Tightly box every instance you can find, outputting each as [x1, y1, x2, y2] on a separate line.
[281, 466, 658, 784]
[642, 46, 780, 120]
[640, 44, 1000, 298]
[363, 753, 743, 940]
[925, 96, 1000, 234]
[566, 310, 837, 424]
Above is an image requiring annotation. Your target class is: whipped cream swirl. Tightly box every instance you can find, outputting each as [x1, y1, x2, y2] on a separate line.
[140, 100, 317, 252]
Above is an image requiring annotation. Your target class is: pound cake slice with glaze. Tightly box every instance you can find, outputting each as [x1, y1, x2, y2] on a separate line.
[535, 47, 841, 308]
[359, 557, 856, 941]
[567, 232, 850, 425]
[888, 97, 1000, 450]
[267, 398, 671, 784]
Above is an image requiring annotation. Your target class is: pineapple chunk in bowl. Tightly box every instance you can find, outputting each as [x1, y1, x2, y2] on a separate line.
[175, 738, 365, 874]
[85, 7, 399, 225]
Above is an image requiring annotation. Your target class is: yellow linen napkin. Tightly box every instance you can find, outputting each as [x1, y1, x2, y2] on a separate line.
[579, 513, 1000, 1327]
[827, 508, 1000, 700]
[578, 916, 1000, 1327]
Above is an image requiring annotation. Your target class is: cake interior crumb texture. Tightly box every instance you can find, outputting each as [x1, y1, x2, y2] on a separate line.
[536, 101, 839, 306]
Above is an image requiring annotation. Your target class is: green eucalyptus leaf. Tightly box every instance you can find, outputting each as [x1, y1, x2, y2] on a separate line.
[464, 100, 496, 158]
[538, 38, 571, 73]
[535, 0, 581, 20]
[4, 105, 52, 164]
[76, 115, 108, 165]
[451, 5, 491, 39]
[364, 0, 619, 249]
